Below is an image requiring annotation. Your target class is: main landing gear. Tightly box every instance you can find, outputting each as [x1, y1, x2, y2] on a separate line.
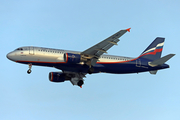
[77, 80, 84, 88]
[27, 63, 32, 74]
[88, 67, 94, 74]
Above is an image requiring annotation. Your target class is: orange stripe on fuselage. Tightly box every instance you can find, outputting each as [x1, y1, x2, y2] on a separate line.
[16, 60, 66, 64]
[97, 60, 133, 64]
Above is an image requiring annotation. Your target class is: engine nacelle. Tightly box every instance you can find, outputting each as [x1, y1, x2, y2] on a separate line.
[64, 53, 81, 64]
[49, 72, 70, 82]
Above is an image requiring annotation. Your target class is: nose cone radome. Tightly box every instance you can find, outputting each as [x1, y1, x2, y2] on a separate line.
[6, 52, 14, 61]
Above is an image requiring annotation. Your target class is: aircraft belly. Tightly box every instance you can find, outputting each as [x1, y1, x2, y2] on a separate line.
[102, 63, 135, 73]
[55, 63, 89, 73]
[98, 61, 149, 74]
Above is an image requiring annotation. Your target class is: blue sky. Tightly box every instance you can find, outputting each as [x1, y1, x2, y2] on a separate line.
[1, 0, 180, 120]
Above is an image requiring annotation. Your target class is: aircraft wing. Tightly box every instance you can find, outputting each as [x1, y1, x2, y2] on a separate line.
[81, 28, 130, 66]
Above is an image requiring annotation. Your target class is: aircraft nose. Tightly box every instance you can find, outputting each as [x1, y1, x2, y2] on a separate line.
[6, 52, 14, 60]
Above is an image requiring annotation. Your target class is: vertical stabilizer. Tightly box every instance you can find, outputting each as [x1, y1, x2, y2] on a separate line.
[139, 37, 165, 61]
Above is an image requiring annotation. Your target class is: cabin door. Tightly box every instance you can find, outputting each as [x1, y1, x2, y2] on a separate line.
[29, 47, 34, 55]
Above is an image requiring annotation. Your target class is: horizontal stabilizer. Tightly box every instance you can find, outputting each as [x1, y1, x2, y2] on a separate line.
[149, 54, 175, 67]
[149, 70, 158, 74]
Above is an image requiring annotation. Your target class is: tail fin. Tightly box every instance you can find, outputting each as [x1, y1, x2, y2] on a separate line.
[139, 37, 165, 61]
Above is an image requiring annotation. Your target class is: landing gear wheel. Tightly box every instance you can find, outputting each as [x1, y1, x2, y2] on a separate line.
[77, 80, 84, 87]
[27, 63, 32, 74]
[88, 67, 94, 74]
[27, 69, 32, 74]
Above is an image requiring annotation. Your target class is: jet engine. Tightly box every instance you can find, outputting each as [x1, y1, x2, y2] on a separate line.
[64, 53, 81, 64]
[49, 72, 85, 87]
[49, 72, 70, 82]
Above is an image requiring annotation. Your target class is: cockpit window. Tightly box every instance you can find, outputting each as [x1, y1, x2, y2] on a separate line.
[16, 48, 23, 50]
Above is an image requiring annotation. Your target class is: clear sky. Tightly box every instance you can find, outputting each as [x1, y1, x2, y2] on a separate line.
[1, 0, 180, 120]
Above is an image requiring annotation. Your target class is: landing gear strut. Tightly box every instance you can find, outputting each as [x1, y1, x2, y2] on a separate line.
[88, 67, 94, 74]
[27, 63, 32, 74]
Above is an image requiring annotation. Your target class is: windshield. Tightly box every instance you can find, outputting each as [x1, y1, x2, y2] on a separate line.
[16, 48, 23, 50]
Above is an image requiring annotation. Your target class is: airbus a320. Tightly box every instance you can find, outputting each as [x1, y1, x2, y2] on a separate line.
[7, 28, 175, 88]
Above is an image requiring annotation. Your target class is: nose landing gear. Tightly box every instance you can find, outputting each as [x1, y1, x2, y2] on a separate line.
[27, 64, 32, 74]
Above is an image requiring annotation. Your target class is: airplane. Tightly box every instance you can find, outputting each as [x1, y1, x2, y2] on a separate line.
[7, 28, 175, 88]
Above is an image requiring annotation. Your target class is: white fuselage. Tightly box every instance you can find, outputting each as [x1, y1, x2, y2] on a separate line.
[7, 46, 134, 64]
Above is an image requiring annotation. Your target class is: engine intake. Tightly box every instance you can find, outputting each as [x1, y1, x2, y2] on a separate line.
[49, 72, 70, 82]
[64, 53, 81, 64]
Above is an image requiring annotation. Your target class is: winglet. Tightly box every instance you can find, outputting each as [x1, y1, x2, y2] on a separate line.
[126, 28, 131, 32]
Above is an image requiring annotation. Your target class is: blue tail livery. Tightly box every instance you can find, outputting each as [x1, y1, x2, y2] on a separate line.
[6, 28, 175, 88]
[140, 37, 164, 61]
